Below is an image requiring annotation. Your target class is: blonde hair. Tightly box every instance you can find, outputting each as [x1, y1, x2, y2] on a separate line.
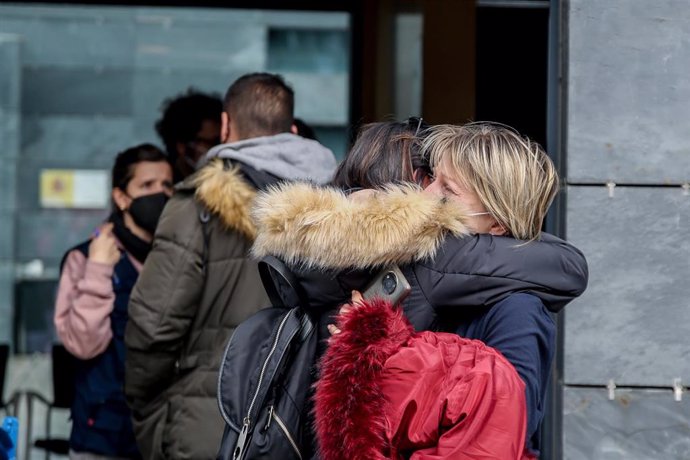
[423, 122, 559, 241]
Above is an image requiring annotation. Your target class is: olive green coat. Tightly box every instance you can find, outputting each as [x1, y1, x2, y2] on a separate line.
[125, 162, 270, 459]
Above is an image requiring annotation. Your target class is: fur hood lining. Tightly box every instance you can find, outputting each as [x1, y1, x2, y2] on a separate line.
[191, 160, 257, 240]
[251, 183, 470, 270]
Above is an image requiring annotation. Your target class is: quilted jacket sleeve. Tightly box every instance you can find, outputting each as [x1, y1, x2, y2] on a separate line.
[124, 193, 205, 413]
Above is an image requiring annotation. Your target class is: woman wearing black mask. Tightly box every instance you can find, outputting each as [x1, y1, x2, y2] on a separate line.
[54, 144, 172, 460]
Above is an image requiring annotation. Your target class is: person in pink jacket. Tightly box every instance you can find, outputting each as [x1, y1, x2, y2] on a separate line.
[54, 144, 173, 460]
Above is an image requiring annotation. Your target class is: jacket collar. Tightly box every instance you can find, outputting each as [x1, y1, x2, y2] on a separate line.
[251, 183, 470, 270]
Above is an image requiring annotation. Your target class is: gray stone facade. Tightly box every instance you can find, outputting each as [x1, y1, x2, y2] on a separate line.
[565, 0, 690, 457]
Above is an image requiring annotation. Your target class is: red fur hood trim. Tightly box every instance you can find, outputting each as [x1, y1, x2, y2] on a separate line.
[314, 299, 413, 460]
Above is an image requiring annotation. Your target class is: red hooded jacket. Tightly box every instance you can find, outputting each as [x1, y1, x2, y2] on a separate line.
[314, 298, 534, 460]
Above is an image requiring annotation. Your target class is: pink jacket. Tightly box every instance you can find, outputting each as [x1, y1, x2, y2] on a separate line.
[54, 247, 141, 360]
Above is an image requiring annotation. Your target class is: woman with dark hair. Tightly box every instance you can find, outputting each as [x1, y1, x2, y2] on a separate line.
[54, 144, 173, 460]
[250, 122, 587, 459]
[332, 118, 432, 189]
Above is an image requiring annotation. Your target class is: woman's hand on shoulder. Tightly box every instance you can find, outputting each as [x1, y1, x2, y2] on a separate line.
[88, 223, 121, 266]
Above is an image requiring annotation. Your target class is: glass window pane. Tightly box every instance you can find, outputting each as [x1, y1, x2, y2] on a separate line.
[0, 3, 351, 348]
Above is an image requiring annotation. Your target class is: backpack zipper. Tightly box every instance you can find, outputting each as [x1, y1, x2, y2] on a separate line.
[232, 310, 294, 459]
[263, 406, 275, 431]
[233, 419, 251, 460]
[218, 309, 295, 426]
[271, 409, 302, 459]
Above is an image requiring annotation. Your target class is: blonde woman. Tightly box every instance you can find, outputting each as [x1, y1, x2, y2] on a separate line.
[251, 122, 587, 459]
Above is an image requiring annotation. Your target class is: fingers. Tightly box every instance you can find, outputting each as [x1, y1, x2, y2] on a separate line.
[329, 291, 368, 337]
[88, 223, 121, 265]
[339, 291, 364, 315]
[327, 324, 341, 336]
[100, 222, 114, 235]
[92, 223, 114, 240]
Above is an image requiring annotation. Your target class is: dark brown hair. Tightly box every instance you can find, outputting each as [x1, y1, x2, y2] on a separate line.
[155, 88, 222, 161]
[112, 143, 169, 191]
[224, 73, 294, 140]
[332, 119, 431, 189]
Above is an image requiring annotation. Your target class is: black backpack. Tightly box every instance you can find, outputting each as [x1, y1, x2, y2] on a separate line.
[216, 256, 318, 460]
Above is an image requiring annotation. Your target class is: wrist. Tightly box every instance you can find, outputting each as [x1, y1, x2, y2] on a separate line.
[86, 257, 117, 272]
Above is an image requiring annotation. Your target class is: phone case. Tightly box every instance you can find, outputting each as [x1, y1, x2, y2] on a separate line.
[362, 266, 411, 306]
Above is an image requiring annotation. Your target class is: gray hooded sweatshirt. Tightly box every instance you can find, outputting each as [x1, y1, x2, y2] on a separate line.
[203, 133, 337, 184]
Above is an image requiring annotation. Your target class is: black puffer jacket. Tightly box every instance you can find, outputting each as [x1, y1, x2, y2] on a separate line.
[251, 182, 588, 458]
[402, 231, 585, 330]
[252, 183, 588, 327]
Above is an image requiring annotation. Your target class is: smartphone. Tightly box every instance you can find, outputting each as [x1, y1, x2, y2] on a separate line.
[362, 266, 411, 306]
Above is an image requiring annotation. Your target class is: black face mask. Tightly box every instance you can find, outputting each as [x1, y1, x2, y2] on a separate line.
[128, 192, 169, 234]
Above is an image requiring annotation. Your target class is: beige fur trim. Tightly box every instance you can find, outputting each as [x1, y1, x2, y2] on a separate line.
[252, 182, 470, 269]
[193, 160, 257, 240]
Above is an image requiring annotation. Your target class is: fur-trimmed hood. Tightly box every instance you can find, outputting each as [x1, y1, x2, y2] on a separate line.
[314, 298, 413, 460]
[182, 159, 258, 240]
[314, 298, 532, 460]
[251, 182, 588, 317]
[252, 182, 470, 269]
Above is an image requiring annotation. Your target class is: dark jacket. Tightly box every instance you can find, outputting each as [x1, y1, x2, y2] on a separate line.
[125, 134, 336, 460]
[125, 161, 272, 460]
[252, 183, 588, 319]
[454, 293, 554, 456]
[251, 183, 588, 456]
[62, 241, 140, 458]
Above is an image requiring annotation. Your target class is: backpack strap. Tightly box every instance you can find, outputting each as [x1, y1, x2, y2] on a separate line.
[258, 256, 309, 309]
[226, 159, 283, 191]
[199, 208, 211, 275]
